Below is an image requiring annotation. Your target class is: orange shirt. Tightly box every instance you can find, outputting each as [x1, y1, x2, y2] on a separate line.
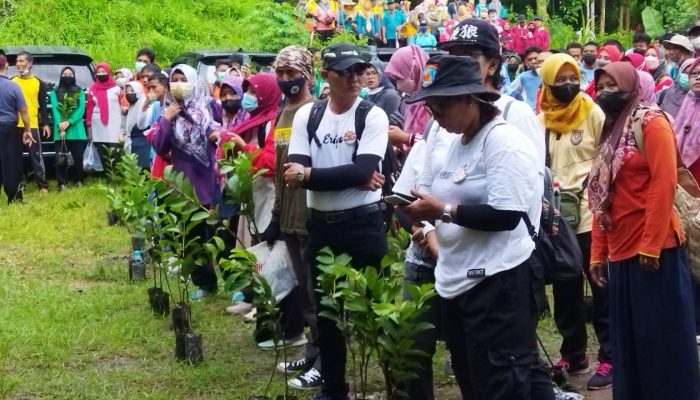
[591, 116, 683, 262]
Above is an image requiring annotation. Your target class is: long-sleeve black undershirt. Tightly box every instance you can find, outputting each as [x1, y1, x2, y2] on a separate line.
[288, 154, 381, 192]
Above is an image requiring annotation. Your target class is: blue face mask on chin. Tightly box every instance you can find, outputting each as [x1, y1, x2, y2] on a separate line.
[242, 93, 259, 112]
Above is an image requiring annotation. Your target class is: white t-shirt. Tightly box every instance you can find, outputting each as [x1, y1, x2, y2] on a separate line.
[430, 117, 542, 299]
[289, 98, 389, 212]
[88, 86, 123, 144]
[495, 94, 546, 168]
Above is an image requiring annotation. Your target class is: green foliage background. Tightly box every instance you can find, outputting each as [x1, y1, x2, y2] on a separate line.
[0, 0, 307, 69]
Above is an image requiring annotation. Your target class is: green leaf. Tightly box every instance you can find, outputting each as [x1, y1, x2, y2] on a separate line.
[191, 211, 210, 221]
[642, 7, 664, 39]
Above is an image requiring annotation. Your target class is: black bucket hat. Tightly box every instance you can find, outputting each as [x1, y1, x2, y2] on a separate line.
[406, 55, 500, 104]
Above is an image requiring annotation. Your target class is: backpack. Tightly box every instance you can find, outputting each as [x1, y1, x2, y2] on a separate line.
[306, 98, 397, 195]
[524, 166, 584, 284]
[631, 106, 700, 282]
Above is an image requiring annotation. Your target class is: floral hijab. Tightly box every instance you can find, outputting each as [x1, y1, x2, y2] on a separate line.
[588, 62, 647, 230]
[170, 64, 218, 168]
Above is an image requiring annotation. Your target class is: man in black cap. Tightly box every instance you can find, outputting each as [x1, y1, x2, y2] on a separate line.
[401, 54, 551, 400]
[512, 14, 529, 56]
[284, 42, 389, 400]
[0, 55, 33, 203]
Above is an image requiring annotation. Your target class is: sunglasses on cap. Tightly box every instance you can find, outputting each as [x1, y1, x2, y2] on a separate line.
[328, 64, 368, 77]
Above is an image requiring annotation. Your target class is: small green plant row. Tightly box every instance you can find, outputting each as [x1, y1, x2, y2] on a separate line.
[103, 147, 438, 399]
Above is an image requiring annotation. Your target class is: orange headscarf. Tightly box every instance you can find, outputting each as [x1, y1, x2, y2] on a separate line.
[539, 53, 594, 133]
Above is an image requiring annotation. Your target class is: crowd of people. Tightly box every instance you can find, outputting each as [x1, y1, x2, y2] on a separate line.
[299, 0, 549, 53]
[1, 6, 700, 400]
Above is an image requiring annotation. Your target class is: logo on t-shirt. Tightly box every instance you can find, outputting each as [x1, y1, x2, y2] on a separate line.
[570, 130, 583, 145]
[321, 131, 357, 148]
[343, 131, 357, 144]
[466, 268, 486, 278]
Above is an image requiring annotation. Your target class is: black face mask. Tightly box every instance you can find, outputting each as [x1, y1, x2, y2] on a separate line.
[60, 76, 76, 87]
[125, 93, 139, 105]
[96, 74, 108, 83]
[550, 83, 580, 104]
[278, 77, 306, 98]
[507, 63, 519, 73]
[582, 53, 596, 66]
[222, 99, 242, 114]
[596, 91, 630, 116]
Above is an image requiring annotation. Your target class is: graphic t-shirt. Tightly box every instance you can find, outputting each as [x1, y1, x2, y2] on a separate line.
[289, 98, 389, 212]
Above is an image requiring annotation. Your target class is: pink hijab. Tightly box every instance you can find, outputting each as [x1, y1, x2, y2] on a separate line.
[89, 62, 118, 125]
[232, 73, 282, 141]
[674, 58, 700, 168]
[384, 45, 430, 135]
[638, 71, 656, 105]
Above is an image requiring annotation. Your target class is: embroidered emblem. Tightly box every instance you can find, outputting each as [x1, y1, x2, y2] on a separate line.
[570, 130, 583, 145]
[466, 268, 486, 278]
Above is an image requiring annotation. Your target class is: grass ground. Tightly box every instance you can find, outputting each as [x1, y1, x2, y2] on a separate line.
[0, 180, 611, 399]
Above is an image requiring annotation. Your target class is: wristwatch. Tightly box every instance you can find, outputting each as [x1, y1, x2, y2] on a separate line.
[441, 204, 452, 224]
[296, 168, 306, 183]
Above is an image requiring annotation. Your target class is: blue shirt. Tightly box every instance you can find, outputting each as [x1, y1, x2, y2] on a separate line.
[382, 10, 406, 40]
[414, 32, 437, 50]
[581, 66, 595, 88]
[0, 75, 26, 125]
[511, 71, 541, 110]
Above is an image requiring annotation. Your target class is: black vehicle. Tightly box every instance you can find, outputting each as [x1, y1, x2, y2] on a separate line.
[0, 45, 95, 168]
[170, 49, 278, 84]
[360, 45, 446, 65]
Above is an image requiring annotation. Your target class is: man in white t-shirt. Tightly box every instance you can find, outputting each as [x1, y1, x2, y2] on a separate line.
[284, 42, 389, 400]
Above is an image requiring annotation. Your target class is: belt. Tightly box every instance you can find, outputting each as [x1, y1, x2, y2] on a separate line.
[310, 202, 386, 224]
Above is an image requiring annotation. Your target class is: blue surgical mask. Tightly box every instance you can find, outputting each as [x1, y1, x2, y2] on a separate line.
[217, 72, 226, 82]
[419, 27, 428, 33]
[242, 93, 259, 112]
[679, 73, 690, 91]
[360, 87, 369, 98]
[135, 61, 147, 73]
[669, 62, 679, 81]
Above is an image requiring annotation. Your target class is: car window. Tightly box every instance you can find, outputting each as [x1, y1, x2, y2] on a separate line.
[9, 62, 94, 90]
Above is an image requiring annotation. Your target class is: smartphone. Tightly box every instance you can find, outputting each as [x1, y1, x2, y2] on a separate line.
[384, 193, 417, 206]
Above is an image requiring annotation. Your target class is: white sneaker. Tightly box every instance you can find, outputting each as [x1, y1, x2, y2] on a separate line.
[243, 308, 257, 323]
[696, 334, 700, 345]
[258, 333, 308, 351]
[225, 302, 253, 315]
[288, 367, 322, 390]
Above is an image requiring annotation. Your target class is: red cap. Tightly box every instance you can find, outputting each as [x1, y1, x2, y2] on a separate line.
[0, 55, 7, 66]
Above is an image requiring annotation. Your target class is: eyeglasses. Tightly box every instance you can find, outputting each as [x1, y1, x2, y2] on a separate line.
[690, 71, 700, 79]
[363, 70, 379, 77]
[423, 102, 446, 116]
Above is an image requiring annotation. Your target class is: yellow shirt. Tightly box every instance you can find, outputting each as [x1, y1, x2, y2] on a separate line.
[12, 76, 40, 128]
[539, 104, 605, 234]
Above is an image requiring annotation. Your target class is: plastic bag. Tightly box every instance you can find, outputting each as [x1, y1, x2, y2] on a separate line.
[83, 141, 104, 172]
[247, 241, 297, 302]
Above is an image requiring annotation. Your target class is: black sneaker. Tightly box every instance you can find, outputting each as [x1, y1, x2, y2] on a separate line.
[277, 357, 309, 373]
[587, 361, 613, 390]
[289, 367, 322, 390]
[555, 355, 591, 376]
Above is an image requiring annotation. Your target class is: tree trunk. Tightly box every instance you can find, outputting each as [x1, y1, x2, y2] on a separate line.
[600, 0, 606, 35]
[536, 0, 548, 23]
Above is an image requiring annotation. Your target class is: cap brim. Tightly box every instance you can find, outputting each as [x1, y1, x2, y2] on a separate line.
[664, 40, 694, 52]
[326, 58, 370, 71]
[406, 84, 500, 104]
[436, 40, 498, 52]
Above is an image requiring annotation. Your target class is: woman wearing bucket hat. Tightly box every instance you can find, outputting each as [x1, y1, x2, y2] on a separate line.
[400, 54, 551, 400]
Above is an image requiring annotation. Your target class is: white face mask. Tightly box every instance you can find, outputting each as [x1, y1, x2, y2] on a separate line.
[645, 55, 660, 71]
[170, 81, 192, 100]
[692, 37, 700, 51]
[116, 77, 129, 89]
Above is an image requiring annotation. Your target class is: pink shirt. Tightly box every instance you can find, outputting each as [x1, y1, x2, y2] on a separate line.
[315, 6, 337, 31]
